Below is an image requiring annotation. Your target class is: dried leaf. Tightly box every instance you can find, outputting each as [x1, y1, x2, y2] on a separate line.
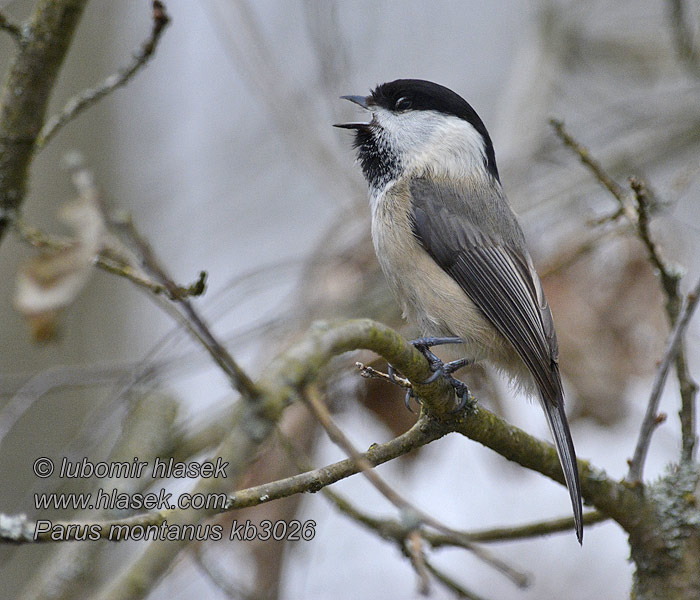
[14, 193, 106, 342]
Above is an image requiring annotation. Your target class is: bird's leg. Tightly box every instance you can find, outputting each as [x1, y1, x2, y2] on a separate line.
[409, 337, 467, 382]
[387, 337, 472, 412]
[442, 357, 472, 374]
[409, 336, 464, 349]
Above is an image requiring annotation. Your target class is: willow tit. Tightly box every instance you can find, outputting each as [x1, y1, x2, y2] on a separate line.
[335, 79, 583, 543]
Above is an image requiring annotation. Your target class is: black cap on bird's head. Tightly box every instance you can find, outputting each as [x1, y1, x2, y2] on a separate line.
[335, 79, 499, 184]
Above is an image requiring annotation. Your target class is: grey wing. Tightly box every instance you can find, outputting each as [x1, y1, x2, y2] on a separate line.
[410, 177, 583, 543]
[409, 177, 562, 404]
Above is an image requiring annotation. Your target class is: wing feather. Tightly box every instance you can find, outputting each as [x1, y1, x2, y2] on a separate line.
[409, 177, 560, 403]
[409, 176, 583, 543]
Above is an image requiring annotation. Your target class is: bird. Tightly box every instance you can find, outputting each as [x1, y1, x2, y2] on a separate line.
[334, 78, 583, 543]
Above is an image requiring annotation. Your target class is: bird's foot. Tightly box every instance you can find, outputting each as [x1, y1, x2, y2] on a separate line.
[387, 337, 471, 413]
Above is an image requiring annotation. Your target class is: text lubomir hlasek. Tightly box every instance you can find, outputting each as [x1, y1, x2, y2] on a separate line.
[57, 457, 229, 479]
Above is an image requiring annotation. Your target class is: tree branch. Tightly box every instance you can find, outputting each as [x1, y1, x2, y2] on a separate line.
[549, 118, 628, 206]
[667, 0, 700, 78]
[35, 1, 170, 150]
[13, 215, 206, 299]
[90, 320, 452, 600]
[629, 177, 681, 320]
[0, 11, 22, 42]
[0, 319, 653, 600]
[436, 511, 608, 544]
[629, 178, 698, 464]
[302, 384, 528, 588]
[113, 216, 259, 402]
[551, 118, 699, 472]
[0, 0, 88, 244]
[628, 277, 700, 481]
[0, 414, 440, 544]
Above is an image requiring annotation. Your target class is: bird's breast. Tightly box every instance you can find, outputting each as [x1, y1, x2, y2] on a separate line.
[370, 183, 505, 364]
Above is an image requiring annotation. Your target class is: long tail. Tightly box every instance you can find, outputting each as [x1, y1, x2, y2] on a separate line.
[540, 391, 583, 544]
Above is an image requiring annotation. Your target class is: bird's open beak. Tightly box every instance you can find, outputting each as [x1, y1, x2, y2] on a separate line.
[340, 95, 370, 108]
[333, 95, 372, 129]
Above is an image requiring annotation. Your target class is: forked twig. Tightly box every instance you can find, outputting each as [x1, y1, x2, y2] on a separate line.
[36, 1, 171, 150]
[628, 277, 700, 481]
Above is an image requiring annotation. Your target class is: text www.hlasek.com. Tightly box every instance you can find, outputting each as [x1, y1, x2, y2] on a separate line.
[31, 455, 316, 542]
[34, 488, 222, 511]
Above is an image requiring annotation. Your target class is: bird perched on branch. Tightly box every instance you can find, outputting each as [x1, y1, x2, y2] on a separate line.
[335, 79, 583, 543]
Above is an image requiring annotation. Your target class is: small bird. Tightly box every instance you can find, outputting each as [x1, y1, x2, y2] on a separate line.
[335, 79, 583, 543]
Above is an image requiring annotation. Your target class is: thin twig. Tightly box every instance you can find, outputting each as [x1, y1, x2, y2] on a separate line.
[552, 119, 698, 471]
[629, 177, 681, 319]
[0, 12, 22, 42]
[629, 177, 698, 464]
[628, 277, 700, 482]
[423, 559, 492, 600]
[303, 384, 420, 510]
[355, 361, 411, 388]
[12, 216, 203, 298]
[549, 118, 628, 205]
[405, 530, 431, 595]
[304, 385, 529, 588]
[36, 1, 171, 150]
[276, 430, 526, 596]
[676, 336, 699, 464]
[114, 217, 259, 401]
[94, 255, 169, 295]
[438, 511, 608, 544]
[287, 427, 603, 548]
[3, 414, 440, 544]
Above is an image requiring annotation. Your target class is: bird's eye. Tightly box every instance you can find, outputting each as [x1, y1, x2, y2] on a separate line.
[395, 97, 412, 111]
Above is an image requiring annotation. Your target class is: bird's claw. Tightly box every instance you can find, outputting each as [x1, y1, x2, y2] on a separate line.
[445, 375, 471, 413]
[388, 337, 472, 413]
[404, 388, 417, 413]
[387, 363, 398, 384]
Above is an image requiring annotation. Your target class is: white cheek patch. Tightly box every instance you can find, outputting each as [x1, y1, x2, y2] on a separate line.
[374, 109, 488, 180]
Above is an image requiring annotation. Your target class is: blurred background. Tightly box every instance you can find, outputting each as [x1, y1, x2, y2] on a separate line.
[1, 0, 699, 598]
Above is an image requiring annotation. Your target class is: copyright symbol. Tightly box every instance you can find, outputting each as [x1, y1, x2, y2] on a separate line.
[33, 457, 54, 478]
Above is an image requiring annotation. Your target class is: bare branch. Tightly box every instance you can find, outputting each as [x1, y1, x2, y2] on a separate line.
[276, 429, 528, 592]
[113, 216, 259, 402]
[0, 0, 89, 245]
[629, 177, 682, 318]
[303, 384, 528, 588]
[13, 216, 206, 299]
[0, 11, 22, 42]
[405, 530, 432, 595]
[305, 383, 419, 511]
[440, 511, 608, 544]
[0, 414, 439, 546]
[551, 119, 698, 470]
[36, 1, 171, 150]
[628, 277, 700, 482]
[423, 560, 493, 600]
[677, 339, 699, 464]
[356, 360, 411, 389]
[3, 319, 634, 598]
[549, 118, 628, 206]
[628, 177, 698, 465]
[667, 0, 700, 77]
